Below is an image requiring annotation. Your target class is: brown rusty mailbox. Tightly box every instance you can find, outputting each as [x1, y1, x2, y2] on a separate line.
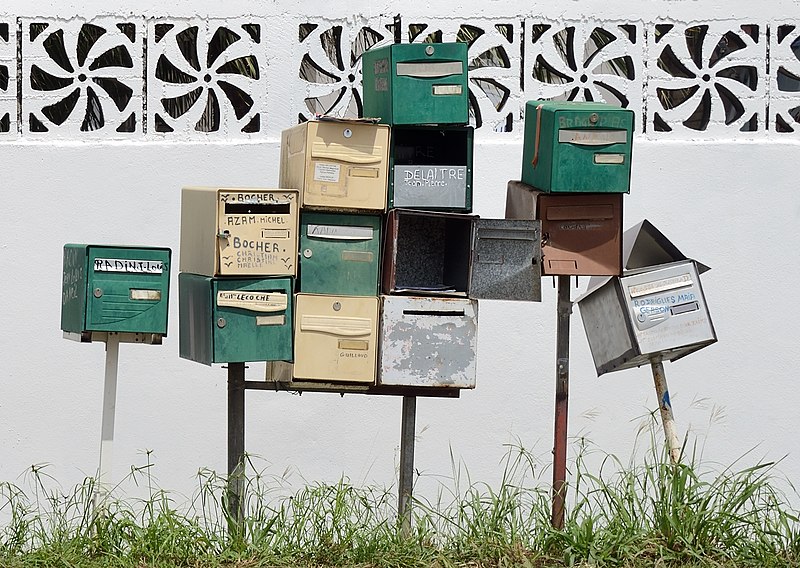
[505, 180, 622, 276]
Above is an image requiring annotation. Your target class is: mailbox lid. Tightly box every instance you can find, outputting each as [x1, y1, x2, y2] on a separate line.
[621, 260, 716, 359]
[506, 182, 622, 277]
[84, 246, 171, 334]
[382, 209, 476, 296]
[293, 294, 379, 383]
[521, 100, 633, 193]
[470, 219, 542, 301]
[379, 295, 477, 388]
[299, 212, 382, 296]
[389, 125, 473, 211]
[282, 120, 389, 211]
[362, 42, 469, 125]
[216, 188, 299, 276]
[212, 277, 293, 363]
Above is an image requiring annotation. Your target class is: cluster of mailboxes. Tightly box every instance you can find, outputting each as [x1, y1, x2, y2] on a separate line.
[60, 244, 172, 342]
[507, 100, 635, 276]
[175, 44, 544, 388]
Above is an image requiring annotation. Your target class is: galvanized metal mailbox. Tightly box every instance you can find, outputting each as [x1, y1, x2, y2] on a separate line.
[506, 180, 622, 276]
[382, 209, 476, 296]
[521, 100, 634, 194]
[280, 119, 390, 212]
[178, 273, 293, 365]
[577, 220, 716, 375]
[362, 42, 469, 125]
[389, 125, 473, 211]
[470, 218, 542, 301]
[180, 187, 299, 277]
[378, 295, 477, 388]
[293, 293, 379, 383]
[298, 212, 382, 296]
[61, 244, 171, 339]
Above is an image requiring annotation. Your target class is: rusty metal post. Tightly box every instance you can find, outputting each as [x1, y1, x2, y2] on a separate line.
[651, 359, 681, 464]
[552, 275, 571, 529]
[398, 395, 417, 536]
[227, 363, 246, 526]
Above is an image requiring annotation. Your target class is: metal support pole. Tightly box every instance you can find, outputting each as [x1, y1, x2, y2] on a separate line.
[398, 395, 417, 536]
[651, 359, 681, 464]
[227, 362, 246, 525]
[95, 333, 120, 509]
[552, 275, 571, 529]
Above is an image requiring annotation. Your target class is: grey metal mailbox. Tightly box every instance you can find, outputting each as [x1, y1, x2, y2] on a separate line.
[378, 295, 477, 388]
[577, 220, 717, 375]
[470, 219, 542, 302]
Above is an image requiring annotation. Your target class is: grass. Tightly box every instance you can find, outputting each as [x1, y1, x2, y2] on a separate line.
[1, 432, 799, 568]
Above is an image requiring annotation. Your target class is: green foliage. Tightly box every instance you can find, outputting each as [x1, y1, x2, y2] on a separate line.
[0, 436, 798, 568]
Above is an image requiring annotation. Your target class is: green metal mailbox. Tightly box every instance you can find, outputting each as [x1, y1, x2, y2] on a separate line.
[389, 125, 473, 211]
[362, 42, 468, 125]
[179, 273, 292, 365]
[61, 244, 171, 338]
[521, 100, 634, 193]
[299, 212, 382, 296]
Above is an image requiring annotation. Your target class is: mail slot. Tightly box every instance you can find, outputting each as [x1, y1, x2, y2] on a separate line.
[521, 100, 634, 193]
[378, 296, 477, 388]
[362, 42, 469, 125]
[298, 212, 382, 296]
[61, 245, 171, 339]
[470, 219, 542, 301]
[389, 125, 473, 211]
[280, 119, 390, 211]
[506, 180, 622, 276]
[180, 187, 299, 277]
[178, 273, 292, 365]
[293, 294, 379, 383]
[382, 209, 476, 296]
[578, 260, 716, 375]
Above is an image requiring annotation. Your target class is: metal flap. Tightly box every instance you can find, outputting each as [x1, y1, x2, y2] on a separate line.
[558, 129, 628, 145]
[623, 219, 710, 273]
[300, 315, 371, 336]
[396, 61, 463, 78]
[310, 142, 382, 164]
[546, 204, 614, 221]
[307, 224, 374, 240]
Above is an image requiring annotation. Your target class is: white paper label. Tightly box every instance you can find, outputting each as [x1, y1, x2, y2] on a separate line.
[94, 259, 164, 274]
[314, 162, 341, 183]
[217, 291, 287, 312]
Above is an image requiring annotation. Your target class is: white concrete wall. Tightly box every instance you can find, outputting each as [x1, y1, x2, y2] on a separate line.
[1, 1, 799, 506]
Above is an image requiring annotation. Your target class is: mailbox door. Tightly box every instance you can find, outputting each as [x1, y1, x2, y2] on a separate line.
[293, 294, 378, 383]
[85, 246, 170, 334]
[212, 277, 293, 363]
[299, 213, 382, 296]
[216, 189, 298, 276]
[302, 121, 389, 211]
[622, 261, 716, 358]
[390, 126, 473, 211]
[390, 43, 469, 125]
[379, 296, 477, 388]
[470, 219, 542, 301]
[540, 193, 622, 276]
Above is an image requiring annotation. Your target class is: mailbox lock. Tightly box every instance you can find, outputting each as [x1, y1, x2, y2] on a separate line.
[303, 248, 313, 258]
[93, 288, 103, 298]
[332, 301, 342, 311]
[343, 128, 353, 138]
[217, 317, 227, 328]
[425, 45, 435, 56]
[589, 112, 599, 124]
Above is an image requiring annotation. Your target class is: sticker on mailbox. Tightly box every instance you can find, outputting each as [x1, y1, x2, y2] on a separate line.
[94, 259, 164, 274]
[393, 165, 467, 208]
[217, 291, 287, 312]
[314, 162, 341, 183]
[307, 224, 373, 240]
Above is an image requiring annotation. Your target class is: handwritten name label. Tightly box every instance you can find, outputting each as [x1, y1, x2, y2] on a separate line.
[94, 258, 164, 274]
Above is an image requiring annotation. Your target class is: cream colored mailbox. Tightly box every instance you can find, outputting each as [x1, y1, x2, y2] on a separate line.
[280, 119, 390, 212]
[180, 187, 299, 277]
